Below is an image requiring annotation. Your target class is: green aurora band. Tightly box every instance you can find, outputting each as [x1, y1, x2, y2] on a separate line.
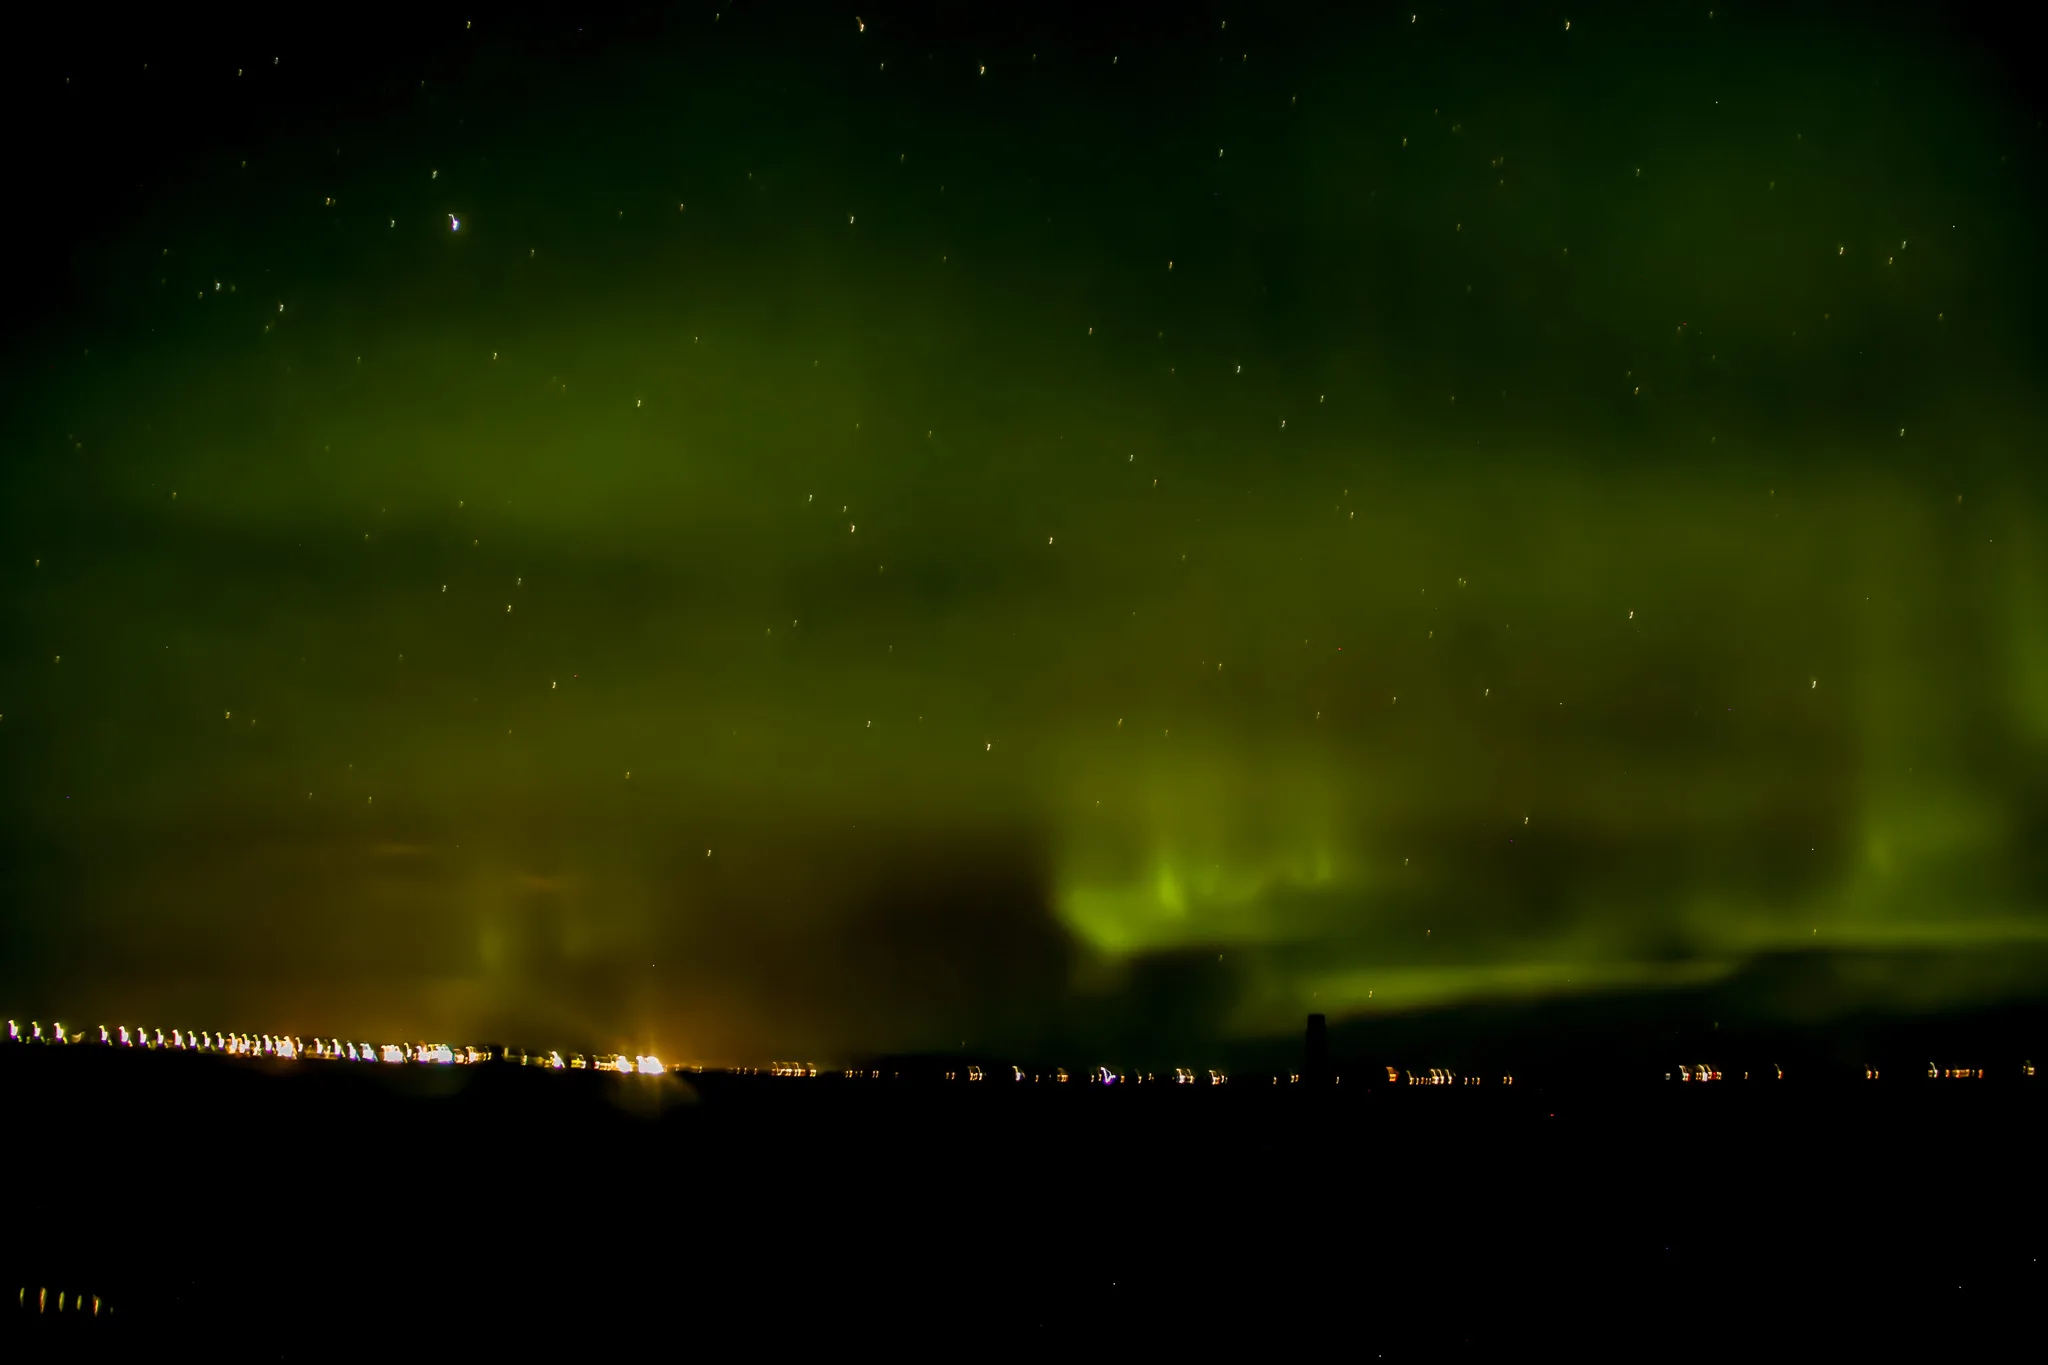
[3, 5, 2045, 1063]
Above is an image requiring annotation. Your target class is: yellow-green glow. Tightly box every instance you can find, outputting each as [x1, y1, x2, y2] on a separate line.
[3, 7, 2045, 1063]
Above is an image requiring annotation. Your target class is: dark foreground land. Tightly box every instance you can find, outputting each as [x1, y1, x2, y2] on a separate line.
[3, 1047, 2041, 1357]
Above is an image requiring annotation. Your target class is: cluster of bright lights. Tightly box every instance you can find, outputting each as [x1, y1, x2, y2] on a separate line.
[1163, 1067, 1225, 1085]
[589, 1053, 664, 1075]
[4, 1019, 662, 1075]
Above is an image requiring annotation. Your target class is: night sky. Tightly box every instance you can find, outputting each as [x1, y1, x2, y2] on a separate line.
[4, 3, 2045, 1066]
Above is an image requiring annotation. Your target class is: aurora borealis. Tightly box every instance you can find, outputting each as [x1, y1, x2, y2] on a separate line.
[3, 3, 2045, 1065]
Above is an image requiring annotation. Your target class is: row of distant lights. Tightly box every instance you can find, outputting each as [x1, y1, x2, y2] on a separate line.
[1683, 1063, 2039, 1082]
[933, 1066, 1231, 1085]
[1672, 1065, 1787, 1081]
[813, 1066, 1528, 1087]
[1390, 1068, 1516, 1086]
[5, 1021, 664, 1076]
[17, 1287, 101, 1317]
[812, 1064, 1235, 1085]
[1075, 1067, 1230, 1085]
[1925, 1063, 2037, 1080]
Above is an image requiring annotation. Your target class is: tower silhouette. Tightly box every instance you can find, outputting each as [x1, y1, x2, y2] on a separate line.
[1304, 1013, 1330, 1084]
